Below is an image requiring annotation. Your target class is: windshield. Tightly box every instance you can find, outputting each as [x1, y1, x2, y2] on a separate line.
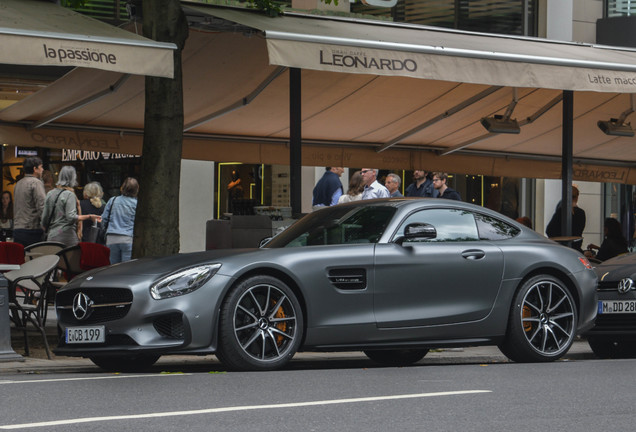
[266, 205, 397, 248]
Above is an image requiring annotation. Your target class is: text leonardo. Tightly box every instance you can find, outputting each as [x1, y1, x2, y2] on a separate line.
[320, 51, 417, 72]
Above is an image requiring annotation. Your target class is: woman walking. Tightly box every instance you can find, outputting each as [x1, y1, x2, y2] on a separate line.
[42, 166, 101, 247]
[101, 177, 138, 264]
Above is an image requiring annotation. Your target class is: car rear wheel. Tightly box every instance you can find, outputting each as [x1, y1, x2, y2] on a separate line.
[364, 349, 429, 366]
[499, 275, 577, 362]
[217, 275, 303, 371]
[588, 336, 636, 359]
[89, 354, 160, 372]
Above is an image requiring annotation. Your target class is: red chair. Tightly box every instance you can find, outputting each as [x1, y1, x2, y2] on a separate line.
[0, 241, 25, 268]
[79, 242, 110, 271]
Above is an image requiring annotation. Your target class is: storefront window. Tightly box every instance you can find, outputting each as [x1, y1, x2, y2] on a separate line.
[606, 0, 636, 17]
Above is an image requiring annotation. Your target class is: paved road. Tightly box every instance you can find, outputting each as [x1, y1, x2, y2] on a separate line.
[0, 347, 631, 432]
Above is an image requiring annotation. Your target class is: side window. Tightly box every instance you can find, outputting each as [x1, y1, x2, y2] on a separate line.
[475, 213, 521, 240]
[395, 208, 479, 242]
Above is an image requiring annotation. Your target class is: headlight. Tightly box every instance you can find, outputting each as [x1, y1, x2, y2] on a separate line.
[150, 264, 221, 300]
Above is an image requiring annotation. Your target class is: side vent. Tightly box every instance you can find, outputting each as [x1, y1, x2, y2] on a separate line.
[328, 268, 367, 290]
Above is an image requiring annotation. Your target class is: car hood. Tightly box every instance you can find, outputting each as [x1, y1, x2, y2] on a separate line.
[594, 253, 636, 280]
[70, 248, 262, 281]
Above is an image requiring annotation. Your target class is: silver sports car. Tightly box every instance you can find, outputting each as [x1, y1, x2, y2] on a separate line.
[55, 199, 598, 371]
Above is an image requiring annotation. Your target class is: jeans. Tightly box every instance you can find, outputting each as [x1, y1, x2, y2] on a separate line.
[109, 242, 133, 264]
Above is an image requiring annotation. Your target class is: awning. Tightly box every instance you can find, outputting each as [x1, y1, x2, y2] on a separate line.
[186, 4, 636, 93]
[3, 4, 636, 184]
[0, 0, 176, 78]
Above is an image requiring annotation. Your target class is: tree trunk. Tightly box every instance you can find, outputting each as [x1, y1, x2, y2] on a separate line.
[133, 0, 188, 258]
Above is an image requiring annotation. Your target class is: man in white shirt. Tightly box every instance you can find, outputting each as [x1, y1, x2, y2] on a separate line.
[361, 168, 390, 200]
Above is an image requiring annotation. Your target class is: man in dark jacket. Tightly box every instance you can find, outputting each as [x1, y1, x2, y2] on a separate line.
[433, 172, 462, 201]
[405, 169, 438, 198]
[312, 167, 344, 210]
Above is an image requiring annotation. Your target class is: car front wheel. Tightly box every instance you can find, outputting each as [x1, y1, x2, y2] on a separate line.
[499, 275, 577, 362]
[217, 275, 303, 371]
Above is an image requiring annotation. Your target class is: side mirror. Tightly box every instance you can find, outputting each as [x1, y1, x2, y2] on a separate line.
[259, 237, 273, 248]
[395, 223, 437, 245]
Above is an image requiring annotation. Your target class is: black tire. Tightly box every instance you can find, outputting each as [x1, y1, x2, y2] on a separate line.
[499, 275, 577, 362]
[364, 349, 429, 366]
[216, 275, 303, 371]
[588, 337, 636, 359]
[89, 354, 160, 372]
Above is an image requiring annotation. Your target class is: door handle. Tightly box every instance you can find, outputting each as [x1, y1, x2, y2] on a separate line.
[461, 249, 485, 260]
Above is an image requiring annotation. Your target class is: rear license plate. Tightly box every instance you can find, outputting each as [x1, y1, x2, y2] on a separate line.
[598, 300, 636, 314]
[65, 326, 106, 344]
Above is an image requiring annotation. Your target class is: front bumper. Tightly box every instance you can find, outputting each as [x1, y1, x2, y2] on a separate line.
[53, 274, 233, 357]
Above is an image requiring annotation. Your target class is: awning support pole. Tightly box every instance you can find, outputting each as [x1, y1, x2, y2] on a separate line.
[561, 90, 574, 243]
[290, 68, 302, 217]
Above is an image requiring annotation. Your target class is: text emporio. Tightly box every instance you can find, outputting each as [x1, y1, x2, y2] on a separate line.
[43, 44, 117, 65]
[320, 51, 417, 72]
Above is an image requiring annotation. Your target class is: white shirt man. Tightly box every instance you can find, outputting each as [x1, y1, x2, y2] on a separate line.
[361, 168, 390, 200]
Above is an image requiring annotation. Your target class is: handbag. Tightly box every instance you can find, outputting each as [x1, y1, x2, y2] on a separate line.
[94, 197, 117, 245]
[42, 189, 64, 241]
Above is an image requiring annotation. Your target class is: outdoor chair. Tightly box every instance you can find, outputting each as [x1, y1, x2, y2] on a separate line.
[24, 241, 65, 261]
[0, 241, 25, 269]
[6, 255, 60, 359]
[53, 242, 110, 290]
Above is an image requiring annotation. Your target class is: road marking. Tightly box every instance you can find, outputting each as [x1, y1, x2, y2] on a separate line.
[0, 390, 491, 429]
[0, 373, 191, 385]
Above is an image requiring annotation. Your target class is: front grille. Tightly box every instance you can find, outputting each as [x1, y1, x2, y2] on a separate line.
[57, 288, 133, 324]
[153, 313, 185, 339]
[598, 281, 620, 292]
[594, 314, 636, 331]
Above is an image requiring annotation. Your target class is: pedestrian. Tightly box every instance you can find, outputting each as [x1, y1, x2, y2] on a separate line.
[361, 168, 390, 200]
[432, 172, 462, 201]
[585, 218, 628, 261]
[42, 166, 101, 247]
[12, 156, 46, 247]
[312, 167, 344, 210]
[385, 173, 403, 197]
[101, 177, 139, 264]
[338, 170, 365, 203]
[405, 169, 438, 198]
[80, 181, 106, 242]
[0, 191, 14, 241]
[546, 185, 586, 252]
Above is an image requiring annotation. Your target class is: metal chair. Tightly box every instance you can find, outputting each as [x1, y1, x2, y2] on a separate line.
[24, 241, 66, 261]
[6, 255, 60, 359]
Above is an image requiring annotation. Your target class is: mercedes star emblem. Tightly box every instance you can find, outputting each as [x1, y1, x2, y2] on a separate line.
[617, 278, 634, 294]
[72, 292, 92, 320]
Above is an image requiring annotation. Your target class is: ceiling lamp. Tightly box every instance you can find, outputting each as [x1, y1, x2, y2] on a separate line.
[481, 88, 521, 134]
[480, 115, 521, 134]
[597, 118, 634, 137]
[598, 95, 635, 137]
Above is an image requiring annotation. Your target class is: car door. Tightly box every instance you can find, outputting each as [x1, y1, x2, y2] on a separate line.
[373, 208, 505, 328]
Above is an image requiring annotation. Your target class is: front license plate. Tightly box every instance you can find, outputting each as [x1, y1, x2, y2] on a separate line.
[598, 300, 636, 314]
[65, 326, 106, 344]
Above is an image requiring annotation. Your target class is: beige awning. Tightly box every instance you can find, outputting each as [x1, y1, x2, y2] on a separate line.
[0, 0, 175, 78]
[3, 4, 636, 183]
[186, 4, 636, 93]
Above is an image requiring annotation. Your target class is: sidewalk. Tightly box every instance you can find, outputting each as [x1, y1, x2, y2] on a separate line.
[0, 308, 598, 374]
